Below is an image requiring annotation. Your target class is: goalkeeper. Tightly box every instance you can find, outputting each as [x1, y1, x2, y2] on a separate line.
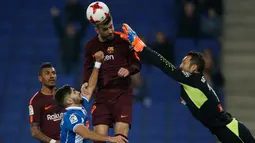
[117, 24, 255, 143]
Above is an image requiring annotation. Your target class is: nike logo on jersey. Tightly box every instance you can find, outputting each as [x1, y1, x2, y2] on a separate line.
[44, 105, 52, 110]
[91, 105, 96, 114]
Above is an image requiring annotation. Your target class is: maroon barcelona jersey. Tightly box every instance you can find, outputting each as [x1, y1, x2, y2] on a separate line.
[29, 91, 65, 140]
[83, 33, 141, 90]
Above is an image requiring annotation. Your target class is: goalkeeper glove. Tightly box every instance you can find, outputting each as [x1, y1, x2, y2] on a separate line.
[116, 23, 146, 52]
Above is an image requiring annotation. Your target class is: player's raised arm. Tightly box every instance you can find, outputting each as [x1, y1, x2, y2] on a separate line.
[140, 47, 198, 85]
[119, 24, 197, 86]
[83, 51, 104, 101]
[82, 42, 94, 84]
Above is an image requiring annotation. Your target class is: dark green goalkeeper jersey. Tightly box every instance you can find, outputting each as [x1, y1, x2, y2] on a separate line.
[140, 46, 232, 129]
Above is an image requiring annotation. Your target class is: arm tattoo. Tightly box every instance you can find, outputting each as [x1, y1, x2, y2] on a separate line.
[30, 122, 52, 143]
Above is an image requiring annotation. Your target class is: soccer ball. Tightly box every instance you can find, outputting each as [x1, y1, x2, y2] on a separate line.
[86, 1, 110, 24]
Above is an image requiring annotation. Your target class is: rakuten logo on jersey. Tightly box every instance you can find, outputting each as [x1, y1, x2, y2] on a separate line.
[47, 113, 63, 121]
[104, 55, 114, 61]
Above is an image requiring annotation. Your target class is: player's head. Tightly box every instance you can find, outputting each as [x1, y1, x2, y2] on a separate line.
[39, 62, 57, 89]
[179, 51, 205, 73]
[54, 85, 82, 107]
[95, 16, 115, 41]
[66, 24, 76, 36]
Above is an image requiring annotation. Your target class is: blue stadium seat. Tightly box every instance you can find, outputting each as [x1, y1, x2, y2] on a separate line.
[130, 103, 143, 134]
[0, 22, 12, 36]
[0, 45, 9, 58]
[0, 125, 20, 143]
[168, 101, 192, 142]
[56, 75, 75, 87]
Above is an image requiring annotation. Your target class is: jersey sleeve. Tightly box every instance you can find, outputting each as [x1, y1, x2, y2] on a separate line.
[127, 50, 141, 75]
[83, 42, 94, 83]
[29, 99, 41, 123]
[64, 113, 84, 132]
[82, 96, 89, 109]
[140, 47, 200, 87]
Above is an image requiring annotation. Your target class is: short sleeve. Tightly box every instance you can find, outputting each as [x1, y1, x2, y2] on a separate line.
[29, 101, 41, 123]
[82, 96, 89, 109]
[64, 113, 84, 132]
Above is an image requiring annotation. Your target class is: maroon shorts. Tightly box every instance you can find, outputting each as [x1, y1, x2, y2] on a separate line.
[91, 90, 133, 128]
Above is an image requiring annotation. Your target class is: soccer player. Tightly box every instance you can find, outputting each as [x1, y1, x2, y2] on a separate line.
[54, 51, 128, 143]
[81, 2, 141, 142]
[119, 24, 255, 143]
[29, 62, 65, 143]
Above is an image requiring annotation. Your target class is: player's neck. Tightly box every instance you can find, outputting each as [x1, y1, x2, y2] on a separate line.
[98, 34, 106, 42]
[69, 104, 82, 108]
[41, 86, 55, 95]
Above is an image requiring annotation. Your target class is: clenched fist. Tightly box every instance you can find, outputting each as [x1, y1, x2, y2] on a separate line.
[118, 67, 130, 77]
[81, 82, 89, 96]
[94, 51, 105, 62]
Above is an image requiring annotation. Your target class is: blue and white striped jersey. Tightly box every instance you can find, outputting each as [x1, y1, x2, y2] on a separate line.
[60, 97, 90, 143]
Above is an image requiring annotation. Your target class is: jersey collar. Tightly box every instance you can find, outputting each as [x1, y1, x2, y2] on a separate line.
[65, 107, 83, 110]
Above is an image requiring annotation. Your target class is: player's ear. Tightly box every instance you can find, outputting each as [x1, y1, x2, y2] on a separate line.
[66, 98, 73, 105]
[38, 76, 43, 82]
[190, 64, 198, 72]
[95, 27, 99, 34]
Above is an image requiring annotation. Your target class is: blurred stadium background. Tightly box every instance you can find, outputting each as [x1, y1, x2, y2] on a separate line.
[1, 0, 254, 142]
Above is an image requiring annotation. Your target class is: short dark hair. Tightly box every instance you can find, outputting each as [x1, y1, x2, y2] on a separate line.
[39, 62, 53, 76]
[95, 16, 112, 28]
[54, 85, 72, 107]
[188, 51, 205, 73]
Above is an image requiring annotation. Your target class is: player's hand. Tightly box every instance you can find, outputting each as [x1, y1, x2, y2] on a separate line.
[108, 136, 128, 143]
[118, 68, 130, 77]
[94, 51, 105, 62]
[50, 7, 59, 17]
[81, 82, 90, 96]
[121, 23, 146, 52]
[56, 140, 60, 143]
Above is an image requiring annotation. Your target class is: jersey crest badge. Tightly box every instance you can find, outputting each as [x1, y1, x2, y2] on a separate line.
[69, 114, 78, 124]
[107, 47, 114, 54]
[29, 105, 34, 115]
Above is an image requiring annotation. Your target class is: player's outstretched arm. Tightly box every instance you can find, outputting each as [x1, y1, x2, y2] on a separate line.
[74, 124, 128, 143]
[82, 51, 104, 101]
[85, 67, 100, 101]
[137, 46, 196, 85]
[120, 24, 195, 85]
